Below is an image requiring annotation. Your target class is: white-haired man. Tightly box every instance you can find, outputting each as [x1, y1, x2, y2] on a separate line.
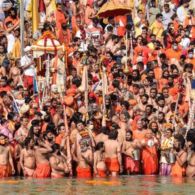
[20, 46, 35, 90]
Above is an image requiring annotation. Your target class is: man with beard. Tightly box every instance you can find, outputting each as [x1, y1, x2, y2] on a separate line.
[122, 130, 140, 175]
[53, 105, 64, 127]
[157, 112, 167, 134]
[141, 129, 159, 175]
[20, 137, 35, 177]
[20, 46, 35, 90]
[145, 105, 155, 121]
[171, 134, 187, 177]
[76, 139, 93, 178]
[33, 137, 53, 178]
[28, 120, 41, 144]
[186, 130, 195, 177]
[136, 94, 149, 112]
[0, 134, 15, 177]
[49, 143, 70, 178]
[15, 116, 29, 143]
[148, 87, 158, 107]
[156, 96, 169, 113]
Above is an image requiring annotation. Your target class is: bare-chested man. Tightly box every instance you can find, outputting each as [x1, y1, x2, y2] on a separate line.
[75, 139, 93, 178]
[53, 105, 64, 127]
[122, 130, 140, 174]
[33, 139, 53, 178]
[104, 130, 122, 177]
[94, 142, 106, 177]
[49, 143, 70, 178]
[15, 116, 29, 143]
[0, 134, 15, 177]
[95, 127, 108, 145]
[9, 59, 21, 86]
[186, 131, 195, 177]
[171, 134, 187, 177]
[20, 137, 36, 177]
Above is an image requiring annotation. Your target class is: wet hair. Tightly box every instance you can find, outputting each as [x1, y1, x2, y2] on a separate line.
[23, 137, 32, 148]
[108, 130, 118, 140]
[186, 129, 195, 144]
[174, 134, 185, 149]
[95, 142, 104, 151]
[52, 143, 60, 153]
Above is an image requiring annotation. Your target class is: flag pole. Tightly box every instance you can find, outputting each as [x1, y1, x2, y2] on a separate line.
[20, 0, 24, 56]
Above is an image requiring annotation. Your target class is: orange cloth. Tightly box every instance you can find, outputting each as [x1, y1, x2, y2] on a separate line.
[165, 48, 182, 61]
[154, 67, 162, 81]
[55, 133, 64, 145]
[3, 16, 19, 31]
[158, 78, 168, 92]
[55, 10, 67, 32]
[97, 169, 107, 178]
[33, 163, 51, 178]
[142, 144, 158, 175]
[76, 167, 91, 178]
[23, 75, 33, 89]
[124, 155, 140, 173]
[114, 15, 127, 36]
[41, 122, 48, 133]
[171, 161, 186, 177]
[12, 38, 21, 58]
[58, 29, 71, 45]
[133, 130, 146, 140]
[105, 157, 119, 172]
[0, 164, 9, 178]
[84, 6, 95, 25]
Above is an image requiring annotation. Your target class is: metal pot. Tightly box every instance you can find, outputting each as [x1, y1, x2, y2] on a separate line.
[169, 152, 176, 164]
[133, 149, 140, 161]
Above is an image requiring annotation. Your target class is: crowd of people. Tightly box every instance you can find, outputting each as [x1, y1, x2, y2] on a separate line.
[0, 0, 194, 179]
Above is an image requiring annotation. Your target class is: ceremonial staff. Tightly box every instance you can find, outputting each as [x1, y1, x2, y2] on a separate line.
[20, 0, 24, 56]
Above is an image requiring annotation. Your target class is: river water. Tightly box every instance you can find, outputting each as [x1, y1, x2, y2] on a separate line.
[0, 176, 194, 195]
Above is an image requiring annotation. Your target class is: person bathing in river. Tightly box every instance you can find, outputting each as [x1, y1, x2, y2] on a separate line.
[49, 144, 70, 178]
[33, 138, 53, 178]
[171, 134, 187, 177]
[122, 130, 140, 175]
[76, 139, 93, 178]
[104, 130, 122, 177]
[186, 130, 195, 178]
[0, 134, 15, 178]
[20, 137, 36, 177]
[94, 142, 107, 177]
